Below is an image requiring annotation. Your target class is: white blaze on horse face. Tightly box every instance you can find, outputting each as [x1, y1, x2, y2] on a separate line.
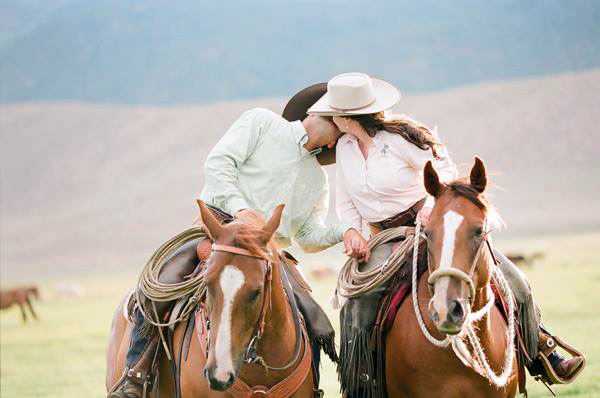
[433, 210, 464, 308]
[214, 265, 245, 381]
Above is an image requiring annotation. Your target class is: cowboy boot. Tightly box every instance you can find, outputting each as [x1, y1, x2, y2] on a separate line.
[110, 311, 160, 398]
[529, 330, 585, 384]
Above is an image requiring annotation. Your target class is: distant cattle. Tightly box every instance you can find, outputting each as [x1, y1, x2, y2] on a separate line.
[507, 252, 545, 268]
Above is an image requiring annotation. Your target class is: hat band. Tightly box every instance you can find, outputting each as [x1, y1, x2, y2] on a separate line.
[329, 96, 376, 112]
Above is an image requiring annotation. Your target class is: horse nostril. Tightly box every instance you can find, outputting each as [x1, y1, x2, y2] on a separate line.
[448, 300, 465, 322]
[428, 301, 440, 323]
[227, 372, 235, 386]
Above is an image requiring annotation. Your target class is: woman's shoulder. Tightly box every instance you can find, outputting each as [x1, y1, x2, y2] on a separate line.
[335, 133, 355, 152]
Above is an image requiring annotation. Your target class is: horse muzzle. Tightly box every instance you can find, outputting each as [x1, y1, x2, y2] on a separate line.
[428, 295, 470, 335]
[205, 366, 236, 391]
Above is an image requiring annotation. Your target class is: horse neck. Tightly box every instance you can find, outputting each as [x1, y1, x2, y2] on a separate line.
[471, 251, 495, 340]
[258, 257, 297, 361]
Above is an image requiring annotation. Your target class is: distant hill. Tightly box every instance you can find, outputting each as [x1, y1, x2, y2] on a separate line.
[1, 70, 599, 281]
[1, 0, 600, 104]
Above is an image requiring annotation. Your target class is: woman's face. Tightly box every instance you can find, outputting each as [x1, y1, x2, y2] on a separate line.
[333, 116, 363, 137]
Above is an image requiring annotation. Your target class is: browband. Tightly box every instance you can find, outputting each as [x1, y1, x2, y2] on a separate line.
[212, 244, 269, 261]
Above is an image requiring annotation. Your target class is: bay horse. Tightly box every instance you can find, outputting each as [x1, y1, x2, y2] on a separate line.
[0, 285, 39, 322]
[385, 157, 518, 397]
[106, 202, 315, 397]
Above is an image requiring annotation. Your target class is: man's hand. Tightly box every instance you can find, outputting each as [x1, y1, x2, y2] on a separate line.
[343, 228, 370, 262]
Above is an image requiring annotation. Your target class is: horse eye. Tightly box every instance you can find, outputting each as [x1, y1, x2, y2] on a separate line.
[249, 289, 261, 301]
[473, 227, 484, 237]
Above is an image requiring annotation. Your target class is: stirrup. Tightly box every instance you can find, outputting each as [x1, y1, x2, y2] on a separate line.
[535, 335, 586, 385]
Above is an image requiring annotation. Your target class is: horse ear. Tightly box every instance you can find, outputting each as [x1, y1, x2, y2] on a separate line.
[261, 204, 285, 244]
[196, 199, 224, 241]
[424, 161, 441, 197]
[469, 156, 487, 193]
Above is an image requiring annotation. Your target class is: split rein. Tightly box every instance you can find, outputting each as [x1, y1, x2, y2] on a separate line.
[411, 217, 516, 387]
[208, 244, 303, 372]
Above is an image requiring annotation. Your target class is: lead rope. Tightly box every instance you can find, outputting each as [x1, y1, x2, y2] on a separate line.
[411, 217, 516, 387]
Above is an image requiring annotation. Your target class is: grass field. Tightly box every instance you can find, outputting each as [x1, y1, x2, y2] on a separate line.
[1, 231, 599, 397]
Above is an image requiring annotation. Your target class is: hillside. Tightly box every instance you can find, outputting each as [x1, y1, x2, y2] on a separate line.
[1, 0, 599, 104]
[1, 70, 599, 281]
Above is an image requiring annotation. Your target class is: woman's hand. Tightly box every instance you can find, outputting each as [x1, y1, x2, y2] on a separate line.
[418, 207, 432, 227]
[343, 228, 370, 262]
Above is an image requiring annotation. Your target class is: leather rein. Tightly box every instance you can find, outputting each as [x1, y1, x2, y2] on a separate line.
[209, 244, 304, 372]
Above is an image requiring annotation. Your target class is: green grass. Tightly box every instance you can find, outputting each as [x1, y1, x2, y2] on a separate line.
[1, 232, 599, 397]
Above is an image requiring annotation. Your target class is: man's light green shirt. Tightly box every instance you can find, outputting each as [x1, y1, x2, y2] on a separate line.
[200, 108, 350, 252]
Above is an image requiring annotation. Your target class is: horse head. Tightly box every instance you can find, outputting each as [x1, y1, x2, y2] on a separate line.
[423, 157, 499, 335]
[197, 200, 284, 391]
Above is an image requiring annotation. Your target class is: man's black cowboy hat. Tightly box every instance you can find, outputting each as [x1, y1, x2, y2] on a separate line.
[281, 82, 336, 166]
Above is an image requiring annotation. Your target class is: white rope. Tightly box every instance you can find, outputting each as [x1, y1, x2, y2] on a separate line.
[411, 218, 450, 347]
[411, 217, 516, 387]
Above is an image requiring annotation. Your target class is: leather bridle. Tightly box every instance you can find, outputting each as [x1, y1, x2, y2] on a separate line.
[207, 244, 303, 371]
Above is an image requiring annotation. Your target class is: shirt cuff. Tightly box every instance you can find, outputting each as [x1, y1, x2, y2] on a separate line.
[223, 196, 251, 215]
[335, 221, 356, 240]
[424, 195, 435, 209]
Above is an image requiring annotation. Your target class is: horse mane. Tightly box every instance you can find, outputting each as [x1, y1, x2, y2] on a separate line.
[228, 210, 278, 258]
[444, 179, 505, 231]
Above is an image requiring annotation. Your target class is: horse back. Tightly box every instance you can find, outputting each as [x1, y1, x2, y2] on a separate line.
[105, 294, 133, 392]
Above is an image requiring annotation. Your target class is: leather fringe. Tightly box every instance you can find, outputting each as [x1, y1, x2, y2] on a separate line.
[338, 328, 376, 398]
[314, 332, 338, 363]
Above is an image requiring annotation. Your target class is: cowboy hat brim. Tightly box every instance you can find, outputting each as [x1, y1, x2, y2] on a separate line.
[306, 77, 400, 116]
[281, 82, 336, 165]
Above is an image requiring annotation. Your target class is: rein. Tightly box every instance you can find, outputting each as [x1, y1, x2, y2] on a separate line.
[208, 244, 304, 372]
[411, 217, 516, 387]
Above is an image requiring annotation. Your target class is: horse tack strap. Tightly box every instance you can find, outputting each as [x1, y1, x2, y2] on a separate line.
[226, 329, 312, 398]
[212, 244, 270, 260]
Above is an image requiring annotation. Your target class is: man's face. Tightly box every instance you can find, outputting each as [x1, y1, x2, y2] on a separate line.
[317, 116, 343, 148]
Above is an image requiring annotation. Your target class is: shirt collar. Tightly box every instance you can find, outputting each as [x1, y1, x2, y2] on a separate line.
[292, 121, 322, 157]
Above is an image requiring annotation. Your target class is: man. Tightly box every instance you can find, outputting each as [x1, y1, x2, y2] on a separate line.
[110, 84, 369, 398]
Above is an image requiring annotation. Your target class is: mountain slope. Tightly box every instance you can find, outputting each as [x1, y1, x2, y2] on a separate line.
[1, 0, 600, 104]
[1, 70, 599, 280]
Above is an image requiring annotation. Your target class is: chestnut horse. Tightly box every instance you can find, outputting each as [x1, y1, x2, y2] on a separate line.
[385, 157, 518, 397]
[106, 202, 315, 397]
[0, 285, 39, 322]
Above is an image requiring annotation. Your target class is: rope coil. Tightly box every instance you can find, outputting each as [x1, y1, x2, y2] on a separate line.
[135, 227, 207, 329]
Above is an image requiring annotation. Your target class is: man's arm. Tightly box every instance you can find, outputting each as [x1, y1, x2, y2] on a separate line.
[201, 109, 266, 214]
[295, 182, 368, 261]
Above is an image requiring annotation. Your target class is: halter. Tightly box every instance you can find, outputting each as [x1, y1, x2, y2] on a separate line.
[208, 244, 303, 371]
[411, 215, 516, 387]
[426, 219, 498, 306]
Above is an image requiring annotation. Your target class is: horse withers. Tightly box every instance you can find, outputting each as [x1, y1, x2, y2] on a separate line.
[385, 157, 519, 397]
[106, 202, 316, 397]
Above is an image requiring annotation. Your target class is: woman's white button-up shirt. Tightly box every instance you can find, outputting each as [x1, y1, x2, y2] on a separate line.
[336, 130, 457, 231]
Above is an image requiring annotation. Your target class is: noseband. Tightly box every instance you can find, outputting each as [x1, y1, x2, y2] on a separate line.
[208, 244, 302, 371]
[426, 220, 498, 306]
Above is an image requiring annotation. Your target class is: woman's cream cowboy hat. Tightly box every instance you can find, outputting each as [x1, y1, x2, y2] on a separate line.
[307, 72, 400, 116]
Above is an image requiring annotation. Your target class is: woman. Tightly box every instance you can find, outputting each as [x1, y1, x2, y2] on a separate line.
[307, 72, 583, 393]
[307, 72, 457, 235]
